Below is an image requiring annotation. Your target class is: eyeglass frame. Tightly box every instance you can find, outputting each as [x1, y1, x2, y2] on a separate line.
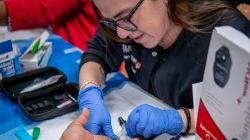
[98, 0, 144, 31]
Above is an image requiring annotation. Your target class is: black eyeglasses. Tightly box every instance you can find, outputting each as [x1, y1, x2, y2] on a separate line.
[98, 0, 144, 31]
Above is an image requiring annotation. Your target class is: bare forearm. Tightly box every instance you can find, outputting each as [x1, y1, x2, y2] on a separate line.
[79, 62, 105, 90]
[0, 1, 7, 25]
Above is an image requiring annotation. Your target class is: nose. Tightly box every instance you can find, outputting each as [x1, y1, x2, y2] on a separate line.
[117, 27, 132, 39]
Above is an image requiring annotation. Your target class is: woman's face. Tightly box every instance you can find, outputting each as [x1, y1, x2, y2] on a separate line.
[93, 0, 173, 48]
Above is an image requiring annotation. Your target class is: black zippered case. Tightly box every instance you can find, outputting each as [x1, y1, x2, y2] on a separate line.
[0, 67, 79, 121]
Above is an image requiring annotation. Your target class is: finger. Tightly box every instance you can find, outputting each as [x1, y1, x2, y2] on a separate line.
[86, 123, 101, 134]
[126, 111, 140, 137]
[126, 107, 140, 136]
[142, 115, 154, 138]
[136, 109, 148, 135]
[142, 126, 153, 138]
[153, 121, 161, 136]
[102, 123, 117, 140]
[73, 108, 89, 125]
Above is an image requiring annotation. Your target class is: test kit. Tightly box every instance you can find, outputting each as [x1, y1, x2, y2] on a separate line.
[196, 26, 250, 139]
[19, 31, 52, 72]
[0, 67, 78, 121]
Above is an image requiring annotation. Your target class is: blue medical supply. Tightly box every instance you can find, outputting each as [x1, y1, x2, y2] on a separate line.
[0, 40, 20, 79]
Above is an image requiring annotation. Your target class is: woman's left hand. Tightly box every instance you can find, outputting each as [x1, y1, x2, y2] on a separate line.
[125, 104, 183, 138]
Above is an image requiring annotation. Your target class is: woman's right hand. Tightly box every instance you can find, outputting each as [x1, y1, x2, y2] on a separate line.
[77, 86, 117, 140]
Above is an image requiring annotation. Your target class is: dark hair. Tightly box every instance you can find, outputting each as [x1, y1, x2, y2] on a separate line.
[93, 0, 234, 42]
[168, 0, 233, 32]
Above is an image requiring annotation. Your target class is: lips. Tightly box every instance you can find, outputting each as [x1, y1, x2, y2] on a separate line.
[133, 34, 144, 43]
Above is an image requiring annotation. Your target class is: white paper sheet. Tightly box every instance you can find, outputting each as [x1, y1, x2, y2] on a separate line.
[192, 82, 203, 126]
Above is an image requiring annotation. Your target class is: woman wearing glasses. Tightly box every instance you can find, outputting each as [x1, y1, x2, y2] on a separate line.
[77, 0, 250, 139]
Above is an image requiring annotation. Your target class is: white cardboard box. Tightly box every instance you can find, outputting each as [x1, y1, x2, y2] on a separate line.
[0, 40, 19, 80]
[196, 26, 250, 140]
[19, 31, 52, 72]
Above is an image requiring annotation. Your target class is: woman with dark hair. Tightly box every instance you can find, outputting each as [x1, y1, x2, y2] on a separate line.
[76, 0, 250, 139]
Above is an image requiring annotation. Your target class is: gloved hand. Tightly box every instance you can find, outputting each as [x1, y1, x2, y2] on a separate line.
[125, 104, 183, 138]
[61, 108, 111, 140]
[78, 86, 117, 140]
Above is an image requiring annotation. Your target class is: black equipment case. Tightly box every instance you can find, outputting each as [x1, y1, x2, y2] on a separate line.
[0, 67, 79, 121]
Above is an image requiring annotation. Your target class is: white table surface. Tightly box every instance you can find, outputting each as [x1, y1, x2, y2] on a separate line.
[26, 81, 195, 140]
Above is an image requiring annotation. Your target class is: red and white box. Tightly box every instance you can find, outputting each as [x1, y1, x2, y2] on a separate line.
[196, 26, 250, 140]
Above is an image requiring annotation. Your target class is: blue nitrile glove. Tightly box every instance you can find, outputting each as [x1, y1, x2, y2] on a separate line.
[125, 104, 183, 138]
[78, 86, 117, 140]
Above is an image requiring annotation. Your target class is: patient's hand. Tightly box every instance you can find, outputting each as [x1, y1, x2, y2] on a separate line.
[60, 108, 110, 140]
[237, 3, 250, 20]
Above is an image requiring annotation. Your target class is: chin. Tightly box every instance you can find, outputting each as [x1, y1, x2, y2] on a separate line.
[141, 40, 158, 49]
